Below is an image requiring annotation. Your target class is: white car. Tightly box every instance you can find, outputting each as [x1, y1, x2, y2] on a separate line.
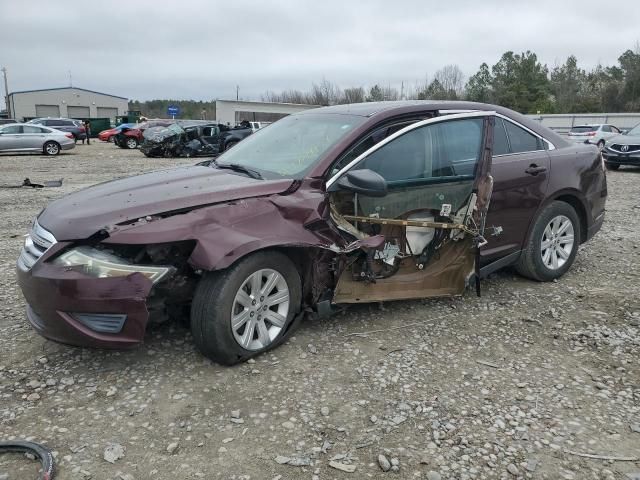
[0, 123, 76, 155]
[567, 124, 623, 149]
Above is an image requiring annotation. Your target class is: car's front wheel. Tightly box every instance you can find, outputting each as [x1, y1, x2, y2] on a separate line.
[605, 162, 620, 171]
[125, 137, 138, 149]
[516, 201, 580, 282]
[191, 251, 302, 365]
[43, 141, 60, 156]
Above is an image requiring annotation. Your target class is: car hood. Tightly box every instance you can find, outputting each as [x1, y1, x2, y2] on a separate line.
[607, 133, 640, 145]
[38, 166, 295, 240]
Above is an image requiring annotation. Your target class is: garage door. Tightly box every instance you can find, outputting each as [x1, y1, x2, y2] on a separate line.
[67, 106, 90, 119]
[97, 107, 118, 122]
[35, 104, 60, 117]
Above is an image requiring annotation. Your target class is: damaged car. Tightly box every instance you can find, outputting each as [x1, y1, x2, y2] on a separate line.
[16, 101, 607, 365]
[114, 120, 173, 149]
[140, 121, 253, 157]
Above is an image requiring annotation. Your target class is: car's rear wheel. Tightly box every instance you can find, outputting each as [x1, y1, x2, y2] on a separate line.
[191, 251, 302, 365]
[597, 140, 605, 150]
[107, 136, 114, 143]
[605, 162, 620, 171]
[516, 201, 580, 282]
[43, 141, 60, 156]
[125, 137, 138, 149]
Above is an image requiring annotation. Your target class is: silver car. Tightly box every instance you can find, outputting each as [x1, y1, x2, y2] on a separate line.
[567, 124, 622, 149]
[0, 123, 76, 155]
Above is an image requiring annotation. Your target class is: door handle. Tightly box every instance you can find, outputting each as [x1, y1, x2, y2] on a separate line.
[525, 164, 547, 176]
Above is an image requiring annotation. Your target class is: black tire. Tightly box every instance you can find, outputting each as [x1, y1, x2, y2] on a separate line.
[43, 141, 60, 156]
[605, 162, 620, 171]
[516, 201, 581, 282]
[191, 251, 302, 365]
[125, 137, 138, 149]
[107, 136, 114, 143]
[224, 140, 238, 151]
[597, 140, 605, 150]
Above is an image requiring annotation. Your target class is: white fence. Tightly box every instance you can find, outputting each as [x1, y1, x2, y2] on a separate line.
[527, 113, 640, 134]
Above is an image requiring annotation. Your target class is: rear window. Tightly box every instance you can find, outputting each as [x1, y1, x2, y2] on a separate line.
[570, 126, 597, 133]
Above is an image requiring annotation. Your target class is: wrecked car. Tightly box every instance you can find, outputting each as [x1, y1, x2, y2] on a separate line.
[139, 121, 252, 157]
[140, 122, 222, 158]
[114, 120, 173, 149]
[16, 101, 607, 365]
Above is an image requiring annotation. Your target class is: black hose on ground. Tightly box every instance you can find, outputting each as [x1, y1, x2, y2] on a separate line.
[0, 440, 55, 480]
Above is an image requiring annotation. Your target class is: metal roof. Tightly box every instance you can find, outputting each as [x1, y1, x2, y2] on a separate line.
[8, 87, 128, 100]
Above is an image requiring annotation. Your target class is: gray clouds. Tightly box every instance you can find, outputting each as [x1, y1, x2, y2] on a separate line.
[1, 0, 638, 100]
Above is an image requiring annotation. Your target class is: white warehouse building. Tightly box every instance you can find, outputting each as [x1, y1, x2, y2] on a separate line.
[8, 87, 128, 122]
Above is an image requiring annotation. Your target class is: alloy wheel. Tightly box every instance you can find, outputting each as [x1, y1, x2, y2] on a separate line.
[540, 215, 574, 270]
[230, 268, 290, 351]
[126, 138, 137, 149]
[45, 143, 59, 155]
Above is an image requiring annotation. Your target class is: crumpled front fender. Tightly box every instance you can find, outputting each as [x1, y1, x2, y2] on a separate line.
[105, 180, 345, 271]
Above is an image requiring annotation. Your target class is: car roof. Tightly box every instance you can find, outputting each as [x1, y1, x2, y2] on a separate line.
[30, 117, 80, 122]
[572, 124, 602, 127]
[297, 100, 569, 147]
[1, 123, 54, 128]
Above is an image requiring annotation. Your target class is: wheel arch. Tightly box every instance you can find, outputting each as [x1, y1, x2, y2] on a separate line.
[201, 244, 331, 308]
[524, 189, 589, 247]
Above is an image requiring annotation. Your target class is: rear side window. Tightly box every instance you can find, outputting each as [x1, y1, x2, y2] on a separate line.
[601, 125, 611, 133]
[504, 120, 542, 153]
[23, 126, 46, 133]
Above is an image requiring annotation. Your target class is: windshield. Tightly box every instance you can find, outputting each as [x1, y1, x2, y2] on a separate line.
[627, 123, 640, 136]
[214, 113, 366, 178]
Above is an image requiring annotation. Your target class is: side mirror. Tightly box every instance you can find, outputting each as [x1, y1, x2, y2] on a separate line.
[335, 169, 387, 197]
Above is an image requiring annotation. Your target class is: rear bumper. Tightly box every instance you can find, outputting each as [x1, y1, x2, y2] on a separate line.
[61, 142, 75, 151]
[16, 260, 153, 349]
[602, 151, 640, 166]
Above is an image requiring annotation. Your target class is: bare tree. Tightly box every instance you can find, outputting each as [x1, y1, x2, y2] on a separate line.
[382, 85, 400, 101]
[433, 65, 465, 98]
[406, 75, 430, 100]
[309, 78, 342, 105]
[343, 87, 365, 104]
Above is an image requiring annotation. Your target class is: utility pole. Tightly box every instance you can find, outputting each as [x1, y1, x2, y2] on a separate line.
[236, 85, 239, 101]
[1, 67, 10, 118]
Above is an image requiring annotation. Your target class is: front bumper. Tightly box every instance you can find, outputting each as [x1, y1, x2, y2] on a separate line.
[602, 151, 640, 166]
[16, 256, 154, 349]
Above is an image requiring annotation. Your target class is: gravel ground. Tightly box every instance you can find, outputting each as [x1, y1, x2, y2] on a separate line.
[1, 142, 639, 480]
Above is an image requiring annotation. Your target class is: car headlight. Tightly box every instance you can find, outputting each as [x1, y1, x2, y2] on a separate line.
[53, 246, 171, 283]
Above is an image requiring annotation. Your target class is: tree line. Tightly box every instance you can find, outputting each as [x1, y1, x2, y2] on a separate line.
[262, 45, 640, 114]
[129, 44, 640, 117]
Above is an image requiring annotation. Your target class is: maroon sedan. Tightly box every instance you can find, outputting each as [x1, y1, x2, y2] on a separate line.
[17, 101, 606, 365]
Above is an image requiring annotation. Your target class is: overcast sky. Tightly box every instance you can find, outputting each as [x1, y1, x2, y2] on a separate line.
[1, 0, 639, 101]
